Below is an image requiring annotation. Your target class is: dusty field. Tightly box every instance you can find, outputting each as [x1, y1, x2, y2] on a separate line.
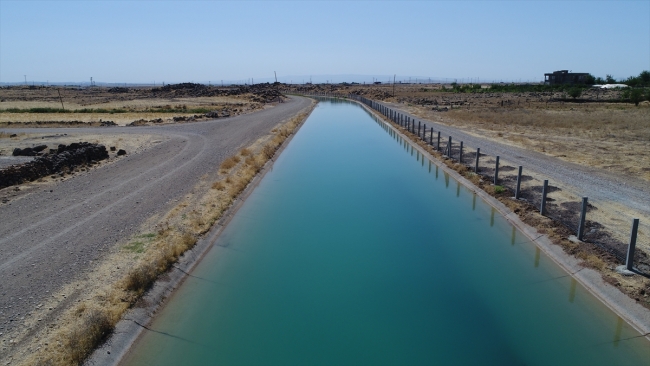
[0, 83, 284, 126]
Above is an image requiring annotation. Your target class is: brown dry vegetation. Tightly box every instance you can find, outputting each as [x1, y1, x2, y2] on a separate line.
[0, 84, 285, 127]
[15, 104, 314, 366]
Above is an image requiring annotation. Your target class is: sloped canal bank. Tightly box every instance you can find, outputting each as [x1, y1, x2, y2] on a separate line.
[122, 99, 650, 365]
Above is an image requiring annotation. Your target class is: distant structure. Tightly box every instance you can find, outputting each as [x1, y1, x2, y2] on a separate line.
[544, 70, 590, 85]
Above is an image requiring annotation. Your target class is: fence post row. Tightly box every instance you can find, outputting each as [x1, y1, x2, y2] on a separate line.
[494, 156, 500, 185]
[459, 141, 463, 163]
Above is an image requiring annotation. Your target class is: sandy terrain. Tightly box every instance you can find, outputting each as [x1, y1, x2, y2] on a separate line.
[0, 96, 312, 365]
[0, 84, 284, 126]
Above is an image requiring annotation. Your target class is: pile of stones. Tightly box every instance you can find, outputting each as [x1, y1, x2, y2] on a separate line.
[1, 143, 109, 189]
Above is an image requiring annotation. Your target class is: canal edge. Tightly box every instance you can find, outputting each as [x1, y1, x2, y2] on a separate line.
[87, 96, 319, 366]
[351, 98, 650, 339]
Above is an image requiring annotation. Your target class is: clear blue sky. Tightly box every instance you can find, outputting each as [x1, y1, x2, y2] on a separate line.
[1, 1, 648, 84]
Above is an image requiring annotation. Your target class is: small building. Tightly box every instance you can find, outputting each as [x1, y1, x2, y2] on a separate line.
[544, 70, 590, 85]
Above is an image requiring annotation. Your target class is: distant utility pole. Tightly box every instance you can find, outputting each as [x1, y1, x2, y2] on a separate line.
[393, 74, 396, 96]
[57, 89, 65, 110]
[274, 71, 277, 83]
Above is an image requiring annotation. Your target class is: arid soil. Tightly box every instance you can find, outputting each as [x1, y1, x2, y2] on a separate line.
[0, 83, 285, 126]
[0, 96, 312, 365]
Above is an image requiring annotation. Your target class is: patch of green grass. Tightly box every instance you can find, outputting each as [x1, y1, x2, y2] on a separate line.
[494, 185, 505, 194]
[123, 241, 145, 253]
[138, 233, 157, 239]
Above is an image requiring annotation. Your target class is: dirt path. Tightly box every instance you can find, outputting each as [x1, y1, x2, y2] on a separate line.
[0, 96, 312, 358]
[379, 101, 650, 248]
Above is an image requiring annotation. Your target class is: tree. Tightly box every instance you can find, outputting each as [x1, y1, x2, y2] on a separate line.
[639, 71, 650, 85]
[584, 74, 596, 85]
[568, 87, 582, 99]
[606, 74, 616, 84]
[595, 76, 605, 84]
[624, 88, 645, 106]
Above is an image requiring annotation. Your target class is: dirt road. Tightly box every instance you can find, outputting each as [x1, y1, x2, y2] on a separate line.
[0, 96, 312, 351]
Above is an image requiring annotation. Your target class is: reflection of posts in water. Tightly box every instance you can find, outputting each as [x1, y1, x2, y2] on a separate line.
[456, 181, 460, 197]
[613, 317, 623, 347]
[436, 165, 439, 179]
[569, 278, 577, 303]
[472, 193, 476, 211]
[534, 247, 540, 268]
[445, 172, 449, 188]
[428, 160, 431, 173]
[511, 226, 516, 246]
[490, 207, 495, 227]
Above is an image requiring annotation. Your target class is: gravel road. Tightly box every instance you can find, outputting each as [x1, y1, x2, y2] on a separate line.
[0, 96, 312, 349]
[378, 101, 650, 217]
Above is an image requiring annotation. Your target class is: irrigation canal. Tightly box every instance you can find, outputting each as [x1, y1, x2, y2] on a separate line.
[123, 98, 650, 365]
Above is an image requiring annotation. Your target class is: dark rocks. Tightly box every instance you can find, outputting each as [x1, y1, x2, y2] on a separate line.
[205, 111, 220, 118]
[117, 149, 126, 156]
[33, 145, 47, 153]
[13, 148, 32, 156]
[0, 143, 109, 189]
[9, 134, 17, 138]
[110, 146, 116, 151]
[12, 146, 46, 156]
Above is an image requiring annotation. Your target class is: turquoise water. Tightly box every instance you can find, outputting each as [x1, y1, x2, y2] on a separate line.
[124, 99, 650, 365]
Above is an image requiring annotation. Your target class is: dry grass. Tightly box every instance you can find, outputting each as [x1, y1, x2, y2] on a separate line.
[219, 155, 241, 171]
[17, 102, 315, 366]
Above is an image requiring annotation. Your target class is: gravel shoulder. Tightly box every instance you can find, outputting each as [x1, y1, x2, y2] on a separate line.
[0, 96, 312, 362]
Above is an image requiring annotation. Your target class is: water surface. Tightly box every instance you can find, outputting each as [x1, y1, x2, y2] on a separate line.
[124, 99, 650, 365]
